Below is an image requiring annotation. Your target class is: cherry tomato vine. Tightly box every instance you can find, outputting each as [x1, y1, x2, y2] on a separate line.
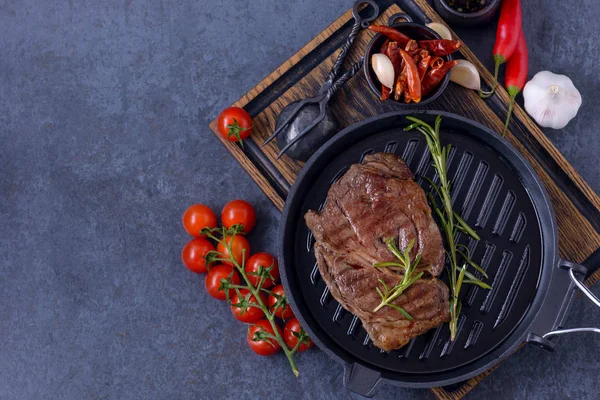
[181, 201, 313, 377]
[202, 225, 312, 376]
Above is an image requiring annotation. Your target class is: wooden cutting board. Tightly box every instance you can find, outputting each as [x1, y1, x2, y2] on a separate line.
[208, 1, 600, 398]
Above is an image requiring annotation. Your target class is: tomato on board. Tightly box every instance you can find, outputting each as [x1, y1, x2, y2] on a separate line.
[284, 317, 314, 352]
[217, 107, 253, 144]
[221, 200, 256, 234]
[182, 204, 217, 237]
[247, 319, 282, 356]
[245, 252, 279, 289]
[268, 284, 294, 320]
[230, 289, 265, 323]
[204, 264, 241, 300]
[181, 238, 214, 273]
[216, 235, 250, 266]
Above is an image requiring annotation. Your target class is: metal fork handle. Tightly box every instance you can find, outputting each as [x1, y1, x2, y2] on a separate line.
[324, 1, 379, 86]
[324, 22, 362, 86]
[327, 58, 364, 98]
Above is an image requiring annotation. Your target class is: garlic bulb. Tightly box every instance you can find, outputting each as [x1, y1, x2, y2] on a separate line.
[449, 60, 481, 90]
[523, 71, 582, 130]
[371, 53, 395, 89]
[426, 22, 452, 40]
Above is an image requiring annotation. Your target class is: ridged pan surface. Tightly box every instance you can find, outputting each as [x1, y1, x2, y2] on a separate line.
[281, 112, 550, 376]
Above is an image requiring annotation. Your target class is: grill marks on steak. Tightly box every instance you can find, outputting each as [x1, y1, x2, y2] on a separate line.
[305, 153, 450, 351]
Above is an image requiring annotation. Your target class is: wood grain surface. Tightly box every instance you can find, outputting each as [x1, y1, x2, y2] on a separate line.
[209, 2, 600, 399]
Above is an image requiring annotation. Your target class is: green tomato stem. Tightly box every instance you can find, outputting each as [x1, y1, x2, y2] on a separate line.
[217, 234, 299, 377]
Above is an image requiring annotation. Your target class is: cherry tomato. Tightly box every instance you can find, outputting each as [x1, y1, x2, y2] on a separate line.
[284, 317, 314, 352]
[181, 238, 214, 273]
[221, 200, 256, 234]
[217, 107, 253, 144]
[245, 252, 279, 289]
[247, 319, 282, 356]
[216, 235, 250, 266]
[204, 264, 241, 300]
[268, 284, 294, 320]
[182, 204, 217, 237]
[230, 289, 265, 323]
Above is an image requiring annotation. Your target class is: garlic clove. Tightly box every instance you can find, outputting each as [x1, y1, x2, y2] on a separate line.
[371, 53, 395, 89]
[449, 60, 481, 90]
[523, 71, 582, 130]
[426, 22, 452, 40]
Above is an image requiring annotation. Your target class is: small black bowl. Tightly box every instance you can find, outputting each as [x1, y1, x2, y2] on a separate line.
[433, 0, 501, 27]
[364, 13, 452, 107]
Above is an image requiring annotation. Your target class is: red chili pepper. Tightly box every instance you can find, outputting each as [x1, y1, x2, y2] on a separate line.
[398, 49, 421, 103]
[394, 65, 407, 101]
[417, 55, 431, 81]
[379, 41, 392, 101]
[405, 39, 419, 54]
[421, 60, 458, 96]
[380, 39, 391, 54]
[502, 30, 528, 136]
[385, 41, 403, 102]
[368, 25, 410, 47]
[417, 39, 461, 56]
[381, 85, 391, 101]
[481, 0, 522, 98]
[429, 56, 444, 70]
[385, 41, 402, 76]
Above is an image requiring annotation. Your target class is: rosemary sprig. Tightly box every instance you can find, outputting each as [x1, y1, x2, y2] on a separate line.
[405, 115, 491, 341]
[373, 238, 424, 317]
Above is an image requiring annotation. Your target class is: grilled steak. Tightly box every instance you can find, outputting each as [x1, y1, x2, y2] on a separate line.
[305, 153, 449, 351]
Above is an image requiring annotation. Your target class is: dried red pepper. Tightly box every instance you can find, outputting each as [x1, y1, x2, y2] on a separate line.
[502, 30, 528, 136]
[380, 39, 391, 54]
[381, 85, 391, 101]
[379, 41, 392, 101]
[370, 27, 461, 102]
[368, 25, 410, 47]
[394, 66, 407, 101]
[417, 55, 431, 81]
[429, 56, 444, 70]
[421, 60, 458, 96]
[417, 39, 461, 56]
[385, 41, 402, 77]
[398, 49, 421, 103]
[405, 39, 419, 54]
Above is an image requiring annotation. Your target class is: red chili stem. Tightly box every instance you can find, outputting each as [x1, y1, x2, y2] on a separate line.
[502, 30, 528, 136]
[480, 0, 522, 98]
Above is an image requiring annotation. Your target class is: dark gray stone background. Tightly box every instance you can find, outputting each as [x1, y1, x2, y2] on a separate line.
[1, 0, 599, 399]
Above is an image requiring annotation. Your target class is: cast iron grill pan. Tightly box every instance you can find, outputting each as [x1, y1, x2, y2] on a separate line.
[280, 111, 565, 388]
[289, 114, 542, 373]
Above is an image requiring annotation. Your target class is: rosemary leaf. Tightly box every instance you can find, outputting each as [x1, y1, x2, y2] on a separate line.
[388, 303, 414, 320]
[373, 238, 421, 317]
[463, 279, 493, 289]
[374, 261, 405, 268]
[458, 251, 489, 278]
[453, 211, 481, 240]
[456, 265, 467, 295]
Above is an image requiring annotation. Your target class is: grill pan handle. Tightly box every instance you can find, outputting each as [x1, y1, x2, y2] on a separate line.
[528, 259, 600, 350]
[343, 363, 382, 398]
